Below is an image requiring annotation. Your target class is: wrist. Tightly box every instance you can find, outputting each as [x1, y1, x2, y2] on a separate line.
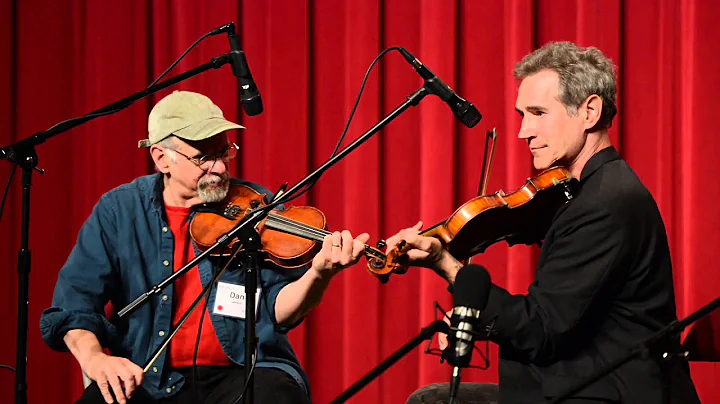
[79, 350, 106, 370]
[436, 253, 462, 284]
[64, 329, 104, 369]
[309, 265, 335, 284]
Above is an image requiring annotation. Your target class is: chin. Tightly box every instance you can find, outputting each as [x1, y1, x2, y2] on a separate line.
[533, 158, 551, 171]
[198, 185, 229, 203]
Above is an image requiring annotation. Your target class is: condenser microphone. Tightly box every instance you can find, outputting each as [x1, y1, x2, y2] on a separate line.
[444, 264, 492, 404]
[225, 23, 263, 116]
[398, 47, 482, 128]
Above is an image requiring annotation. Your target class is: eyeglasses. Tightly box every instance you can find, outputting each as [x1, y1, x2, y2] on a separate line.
[170, 142, 239, 169]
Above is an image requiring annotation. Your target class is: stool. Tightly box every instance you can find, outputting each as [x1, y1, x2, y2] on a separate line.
[406, 383, 499, 404]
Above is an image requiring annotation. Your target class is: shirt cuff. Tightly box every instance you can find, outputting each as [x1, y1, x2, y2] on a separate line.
[40, 308, 117, 352]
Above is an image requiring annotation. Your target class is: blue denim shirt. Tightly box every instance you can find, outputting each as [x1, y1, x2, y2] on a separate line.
[40, 173, 309, 399]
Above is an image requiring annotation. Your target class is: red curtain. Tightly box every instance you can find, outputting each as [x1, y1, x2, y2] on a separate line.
[1, 1, 719, 403]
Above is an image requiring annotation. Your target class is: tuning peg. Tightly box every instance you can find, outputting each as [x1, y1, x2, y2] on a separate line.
[376, 239, 387, 249]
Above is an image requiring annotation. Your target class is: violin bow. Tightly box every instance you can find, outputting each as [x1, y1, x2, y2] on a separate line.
[272, 182, 289, 202]
[478, 127, 497, 197]
[463, 128, 497, 267]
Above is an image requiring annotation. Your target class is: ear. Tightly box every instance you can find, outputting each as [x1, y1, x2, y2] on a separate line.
[150, 145, 172, 174]
[583, 94, 603, 131]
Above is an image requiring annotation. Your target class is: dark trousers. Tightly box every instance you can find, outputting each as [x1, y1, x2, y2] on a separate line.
[76, 366, 311, 404]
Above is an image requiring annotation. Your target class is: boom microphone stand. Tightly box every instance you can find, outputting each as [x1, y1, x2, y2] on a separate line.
[0, 52, 233, 404]
[2, 38, 468, 404]
[549, 295, 720, 404]
[122, 78, 464, 404]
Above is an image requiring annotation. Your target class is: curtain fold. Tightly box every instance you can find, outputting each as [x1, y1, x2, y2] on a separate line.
[1, 1, 718, 403]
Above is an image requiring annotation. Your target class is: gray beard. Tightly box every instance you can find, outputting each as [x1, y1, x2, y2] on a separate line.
[197, 174, 230, 203]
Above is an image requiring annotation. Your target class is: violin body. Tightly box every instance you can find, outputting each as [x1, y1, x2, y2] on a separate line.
[190, 184, 327, 269]
[367, 166, 578, 278]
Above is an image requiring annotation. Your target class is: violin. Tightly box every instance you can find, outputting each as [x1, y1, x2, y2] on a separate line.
[364, 166, 578, 282]
[189, 183, 386, 269]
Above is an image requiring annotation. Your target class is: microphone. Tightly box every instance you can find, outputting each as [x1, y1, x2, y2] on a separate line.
[444, 264, 492, 404]
[398, 48, 482, 128]
[225, 23, 263, 116]
[209, 22, 235, 36]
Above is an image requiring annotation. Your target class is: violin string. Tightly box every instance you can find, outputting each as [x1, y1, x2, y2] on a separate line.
[267, 222, 326, 242]
[288, 226, 325, 242]
[267, 213, 329, 239]
[266, 213, 330, 241]
[265, 214, 386, 259]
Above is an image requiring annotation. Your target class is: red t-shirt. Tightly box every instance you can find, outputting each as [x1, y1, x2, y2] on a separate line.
[165, 204, 232, 368]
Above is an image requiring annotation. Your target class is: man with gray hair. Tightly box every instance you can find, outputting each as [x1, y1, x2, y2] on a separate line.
[389, 42, 700, 403]
[40, 90, 370, 403]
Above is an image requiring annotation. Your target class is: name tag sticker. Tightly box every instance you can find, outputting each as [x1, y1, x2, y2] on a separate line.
[212, 282, 261, 319]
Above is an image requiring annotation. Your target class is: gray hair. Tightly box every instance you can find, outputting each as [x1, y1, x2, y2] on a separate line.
[157, 135, 178, 163]
[514, 41, 617, 130]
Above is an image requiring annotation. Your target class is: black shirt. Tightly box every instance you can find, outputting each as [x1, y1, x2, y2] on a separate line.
[478, 147, 700, 403]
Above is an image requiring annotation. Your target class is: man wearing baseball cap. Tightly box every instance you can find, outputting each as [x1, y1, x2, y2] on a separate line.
[41, 91, 369, 403]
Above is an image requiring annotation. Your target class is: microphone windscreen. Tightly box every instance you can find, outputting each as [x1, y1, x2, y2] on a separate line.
[452, 264, 491, 310]
[241, 95, 263, 116]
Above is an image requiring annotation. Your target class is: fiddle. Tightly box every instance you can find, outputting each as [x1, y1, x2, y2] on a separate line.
[189, 183, 385, 269]
[365, 166, 578, 281]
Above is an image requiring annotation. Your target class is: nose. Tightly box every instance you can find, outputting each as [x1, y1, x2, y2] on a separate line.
[206, 158, 228, 175]
[517, 117, 536, 140]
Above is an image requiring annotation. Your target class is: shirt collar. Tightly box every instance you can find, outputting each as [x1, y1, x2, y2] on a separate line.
[579, 146, 621, 182]
[148, 172, 165, 213]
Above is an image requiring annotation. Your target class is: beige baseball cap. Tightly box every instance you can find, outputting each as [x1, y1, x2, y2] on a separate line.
[138, 90, 245, 148]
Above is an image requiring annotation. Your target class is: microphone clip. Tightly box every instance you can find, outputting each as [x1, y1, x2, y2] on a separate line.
[423, 301, 494, 370]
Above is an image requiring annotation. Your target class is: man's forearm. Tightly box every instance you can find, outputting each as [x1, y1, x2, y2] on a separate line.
[274, 251, 461, 326]
[436, 252, 463, 284]
[64, 329, 105, 368]
[275, 268, 333, 327]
